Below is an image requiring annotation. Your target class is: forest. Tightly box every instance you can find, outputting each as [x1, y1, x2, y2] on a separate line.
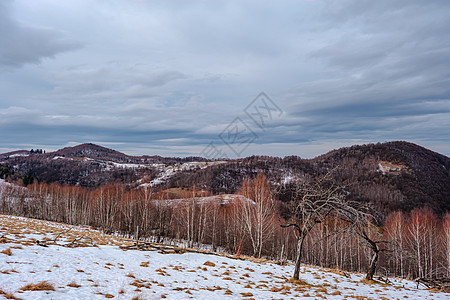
[1, 173, 448, 282]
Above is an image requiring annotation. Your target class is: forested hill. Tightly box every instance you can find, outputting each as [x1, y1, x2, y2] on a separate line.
[0, 141, 449, 215]
[162, 141, 450, 215]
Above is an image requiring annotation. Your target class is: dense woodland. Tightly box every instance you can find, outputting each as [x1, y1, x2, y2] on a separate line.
[164, 142, 450, 215]
[1, 175, 448, 281]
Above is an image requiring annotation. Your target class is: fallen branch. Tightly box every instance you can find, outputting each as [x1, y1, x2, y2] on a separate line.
[415, 277, 450, 291]
[66, 235, 95, 247]
[53, 227, 73, 244]
[376, 276, 392, 284]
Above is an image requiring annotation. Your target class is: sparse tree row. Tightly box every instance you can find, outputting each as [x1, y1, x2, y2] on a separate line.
[0, 177, 448, 280]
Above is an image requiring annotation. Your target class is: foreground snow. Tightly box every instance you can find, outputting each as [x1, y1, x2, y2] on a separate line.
[0, 215, 447, 300]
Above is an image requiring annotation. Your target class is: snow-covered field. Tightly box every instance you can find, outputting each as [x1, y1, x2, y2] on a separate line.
[0, 215, 448, 300]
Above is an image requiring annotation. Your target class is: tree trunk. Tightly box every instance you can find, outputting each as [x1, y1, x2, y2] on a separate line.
[366, 248, 379, 280]
[293, 237, 305, 280]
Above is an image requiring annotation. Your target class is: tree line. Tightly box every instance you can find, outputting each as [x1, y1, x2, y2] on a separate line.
[0, 175, 448, 280]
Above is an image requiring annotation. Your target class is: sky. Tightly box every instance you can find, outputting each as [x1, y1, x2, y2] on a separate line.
[0, 0, 449, 158]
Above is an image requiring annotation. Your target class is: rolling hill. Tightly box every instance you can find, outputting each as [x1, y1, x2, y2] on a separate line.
[0, 141, 448, 214]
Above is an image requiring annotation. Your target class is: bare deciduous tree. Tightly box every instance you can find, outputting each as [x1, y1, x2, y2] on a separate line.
[238, 174, 275, 258]
[278, 174, 345, 280]
[337, 203, 388, 281]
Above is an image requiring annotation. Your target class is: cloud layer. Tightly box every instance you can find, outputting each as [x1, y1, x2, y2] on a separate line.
[0, 0, 449, 158]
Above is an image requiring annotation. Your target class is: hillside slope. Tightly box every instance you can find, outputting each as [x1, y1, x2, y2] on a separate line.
[0, 215, 447, 300]
[0, 141, 448, 214]
[163, 141, 450, 215]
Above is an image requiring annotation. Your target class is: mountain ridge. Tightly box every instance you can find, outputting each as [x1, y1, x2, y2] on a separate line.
[0, 141, 448, 214]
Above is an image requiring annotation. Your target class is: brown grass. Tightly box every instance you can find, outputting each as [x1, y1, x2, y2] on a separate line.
[203, 261, 215, 267]
[20, 281, 55, 291]
[0, 289, 21, 300]
[139, 261, 149, 267]
[287, 278, 311, 286]
[67, 282, 81, 288]
[1, 248, 12, 256]
[104, 294, 114, 298]
[240, 292, 253, 297]
[360, 278, 388, 286]
[0, 215, 132, 247]
[330, 290, 342, 295]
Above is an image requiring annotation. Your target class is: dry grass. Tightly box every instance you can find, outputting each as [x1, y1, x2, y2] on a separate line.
[20, 281, 55, 291]
[240, 292, 253, 297]
[203, 261, 215, 267]
[330, 290, 342, 295]
[139, 261, 149, 267]
[67, 282, 81, 288]
[0, 215, 132, 247]
[0, 289, 21, 300]
[0, 237, 10, 243]
[360, 278, 388, 286]
[316, 287, 328, 294]
[130, 279, 151, 289]
[1, 248, 12, 256]
[205, 286, 222, 291]
[287, 278, 312, 286]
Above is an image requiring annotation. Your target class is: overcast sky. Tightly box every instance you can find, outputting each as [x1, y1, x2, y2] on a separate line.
[1, 0, 449, 158]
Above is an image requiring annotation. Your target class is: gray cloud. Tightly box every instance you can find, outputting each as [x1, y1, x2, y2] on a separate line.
[0, 0, 449, 158]
[0, 2, 81, 69]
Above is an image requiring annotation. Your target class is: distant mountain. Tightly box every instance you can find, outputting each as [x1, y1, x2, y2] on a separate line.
[54, 143, 130, 162]
[0, 143, 156, 187]
[0, 141, 448, 215]
[0, 143, 213, 187]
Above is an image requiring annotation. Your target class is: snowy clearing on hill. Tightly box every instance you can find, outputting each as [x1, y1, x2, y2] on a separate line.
[0, 215, 447, 300]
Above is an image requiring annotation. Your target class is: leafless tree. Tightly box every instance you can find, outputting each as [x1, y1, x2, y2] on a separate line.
[278, 173, 345, 280]
[238, 174, 275, 258]
[337, 202, 388, 281]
